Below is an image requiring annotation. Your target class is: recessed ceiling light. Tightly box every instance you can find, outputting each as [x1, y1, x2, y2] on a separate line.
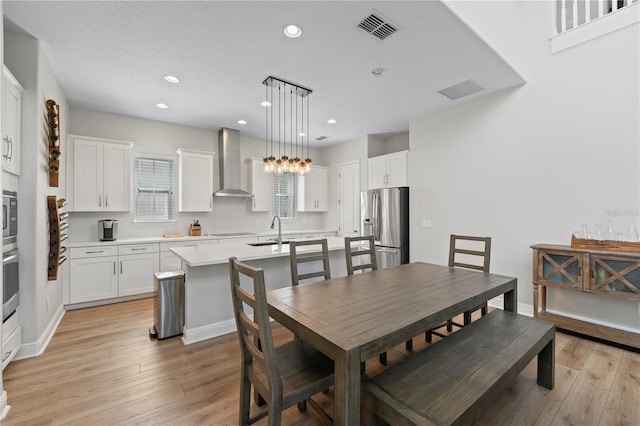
[371, 68, 387, 77]
[261, 101, 272, 107]
[237, 120, 247, 125]
[298, 132, 306, 137]
[155, 103, 169, 109]
[327, 119, 337, 124]
[163, 75, 180, 83]
[284, 24, 303, 38]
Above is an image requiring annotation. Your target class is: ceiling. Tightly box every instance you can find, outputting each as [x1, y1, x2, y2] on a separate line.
[3, 1, 524, 148]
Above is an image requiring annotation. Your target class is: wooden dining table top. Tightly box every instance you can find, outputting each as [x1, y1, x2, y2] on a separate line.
[267, 261, 518, 425]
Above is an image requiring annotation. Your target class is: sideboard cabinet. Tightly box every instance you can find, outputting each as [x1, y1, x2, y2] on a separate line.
[531, 244, 640, 349]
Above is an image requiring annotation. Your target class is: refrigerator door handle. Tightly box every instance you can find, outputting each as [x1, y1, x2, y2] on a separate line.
[372, 191, 380, 241]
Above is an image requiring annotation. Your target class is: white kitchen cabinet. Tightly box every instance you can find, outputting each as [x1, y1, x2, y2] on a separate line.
[246, 158, 274, 212]
[68, 135, 133, 212]
[68, 244, 158, 304]
[2, 66, 23, 176]
[70, 254, 119, 303]
[297, 166, 329, 212]
[118, 244, 159, 296]
[178, 149, 215, 212]
[2, 307, 21, 370]
[368, 151, 408, 189]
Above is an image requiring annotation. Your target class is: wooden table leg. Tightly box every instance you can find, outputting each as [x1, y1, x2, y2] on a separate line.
[537, 334, 555, 389]
[504, 283, 518, 314]
[334, 348, 361, 425]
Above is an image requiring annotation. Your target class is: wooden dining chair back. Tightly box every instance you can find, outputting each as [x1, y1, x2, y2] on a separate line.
[344, 235, 378, 275]
[289, 239, 331, 286]
[448, 234, 492, 273]
[427, 235, 492, 343]
[229, 257, 334, 425]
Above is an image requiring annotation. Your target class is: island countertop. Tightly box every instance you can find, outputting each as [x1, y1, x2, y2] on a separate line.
[171, 236, 349, 267]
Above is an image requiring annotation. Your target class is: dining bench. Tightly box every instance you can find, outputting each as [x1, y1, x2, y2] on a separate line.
[361, 310, 555, 425]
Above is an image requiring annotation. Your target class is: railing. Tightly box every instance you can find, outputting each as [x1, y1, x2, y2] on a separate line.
[557, 0, 638, 33]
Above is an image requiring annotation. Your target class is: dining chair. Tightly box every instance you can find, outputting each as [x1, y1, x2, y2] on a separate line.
[426, 234, 492, 343]
[344, 235, 390, 366]
[289, 239, 331, 286]
[229, 256, 334, 425]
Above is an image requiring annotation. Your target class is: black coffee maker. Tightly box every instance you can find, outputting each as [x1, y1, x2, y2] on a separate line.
[98, 219, 118, 241]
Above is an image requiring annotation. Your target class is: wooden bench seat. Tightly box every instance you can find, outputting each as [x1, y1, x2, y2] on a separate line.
[361, 310, 555, 426]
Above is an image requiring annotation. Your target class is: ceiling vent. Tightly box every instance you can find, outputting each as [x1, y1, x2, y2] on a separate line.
[438, 79, 486, 101]
[315, 136, 328, 141]
[357, 11, 399, 41]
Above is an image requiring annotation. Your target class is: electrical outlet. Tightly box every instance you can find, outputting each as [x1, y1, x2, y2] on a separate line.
[421, 220, 432, 229]
[46, 297, 50, 311]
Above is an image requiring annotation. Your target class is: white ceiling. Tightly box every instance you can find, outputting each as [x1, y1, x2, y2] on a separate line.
[3, 1, 524, 148]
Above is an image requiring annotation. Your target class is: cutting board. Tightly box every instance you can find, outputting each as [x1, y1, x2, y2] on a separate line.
[163, 233, 185, 238]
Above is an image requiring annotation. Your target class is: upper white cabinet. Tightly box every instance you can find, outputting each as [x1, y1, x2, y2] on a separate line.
[177, 149, 215, 212]
[298, 165, 329, 212]
[2, 66, 23, 176]
[368, 150, 408, 189]
[67, 135, 133, 212]
[246, 158, 274, 212]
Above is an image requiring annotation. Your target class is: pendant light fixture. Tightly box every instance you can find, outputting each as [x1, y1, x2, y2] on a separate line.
[262, 76, 312, 175]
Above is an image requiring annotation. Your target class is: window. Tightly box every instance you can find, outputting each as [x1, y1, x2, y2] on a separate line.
[274, 172, 297, 219]
[134, 156, 175, 221]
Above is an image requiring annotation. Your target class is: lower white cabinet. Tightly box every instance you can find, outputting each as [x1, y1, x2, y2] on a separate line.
[69, 244, 158, 304]
[2, 307, 21, 370]
[118, 244, 159, 296]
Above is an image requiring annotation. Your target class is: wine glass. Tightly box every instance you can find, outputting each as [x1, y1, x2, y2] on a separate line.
[604, 219, 617, 241]
[593, 224, 603, 241]
[626, 218, 639, 242]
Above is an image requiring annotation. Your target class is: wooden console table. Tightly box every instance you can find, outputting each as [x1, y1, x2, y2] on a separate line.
[531, 244, 640, 349]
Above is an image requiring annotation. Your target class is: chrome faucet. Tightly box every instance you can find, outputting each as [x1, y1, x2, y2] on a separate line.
[270, 215, 282, 248]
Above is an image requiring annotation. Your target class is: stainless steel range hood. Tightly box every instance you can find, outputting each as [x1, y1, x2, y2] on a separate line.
[214, 128, 254, 199]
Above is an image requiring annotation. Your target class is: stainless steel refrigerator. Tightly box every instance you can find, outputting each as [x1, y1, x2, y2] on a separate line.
[361, 187, 409, 268]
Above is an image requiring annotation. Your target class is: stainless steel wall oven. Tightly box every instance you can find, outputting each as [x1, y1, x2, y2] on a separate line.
[2, 190, 19, 322]
[3, 249, 19, 321]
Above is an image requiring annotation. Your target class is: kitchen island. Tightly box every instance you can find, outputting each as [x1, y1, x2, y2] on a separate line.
[171, 236, 348, 344]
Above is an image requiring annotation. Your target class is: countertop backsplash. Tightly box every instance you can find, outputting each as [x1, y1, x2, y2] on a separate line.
[67, 198, 329, 242]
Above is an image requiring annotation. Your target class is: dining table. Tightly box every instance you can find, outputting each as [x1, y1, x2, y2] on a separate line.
[266, 261, 518, 425]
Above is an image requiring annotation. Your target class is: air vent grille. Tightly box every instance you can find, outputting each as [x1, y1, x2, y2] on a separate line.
[357, 12, 398, 41]
[438, 79, 485, 101]
[316, 136, 328, 141]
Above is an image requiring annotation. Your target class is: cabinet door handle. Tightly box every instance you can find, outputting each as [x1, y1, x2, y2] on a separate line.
[98, 195, 102, 207]
[105, 194, 109, 208]
[113, 261, 116, 275]
[130, 247, 147, 251]
[85, 250, 104, 254]
[184, 244, 197, 247]
[7, 138, 12, 161]
[2, 349, 13, 362]
[120, 261, 123, 275]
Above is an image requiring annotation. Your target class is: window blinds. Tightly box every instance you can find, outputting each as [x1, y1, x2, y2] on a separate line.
[135, 157, 175, 221]
[274, 172, 297, 219]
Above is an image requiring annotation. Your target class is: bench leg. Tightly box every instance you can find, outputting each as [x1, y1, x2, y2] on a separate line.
[360, 387, 376, 426]
[537, 336, 555, 390]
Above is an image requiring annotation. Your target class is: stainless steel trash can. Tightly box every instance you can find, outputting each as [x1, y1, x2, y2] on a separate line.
[151, 271, 185, 339]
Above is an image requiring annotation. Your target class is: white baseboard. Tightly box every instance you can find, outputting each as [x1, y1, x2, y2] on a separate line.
[182, 318, 237, 345]
[14, 304, 65, 361]
[488, 296, 533, 317]
[0, 390, 9, 420]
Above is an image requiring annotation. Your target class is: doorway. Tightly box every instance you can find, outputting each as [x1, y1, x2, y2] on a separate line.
[338, 160, 360, 237]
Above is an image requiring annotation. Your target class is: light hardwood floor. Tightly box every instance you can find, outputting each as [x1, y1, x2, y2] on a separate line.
[2, 298, 639, 425]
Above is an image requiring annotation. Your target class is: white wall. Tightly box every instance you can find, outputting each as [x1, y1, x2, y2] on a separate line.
[410, 2, 640, 330]
[67, 108, 326, 241]
[4, 31, 69, 347]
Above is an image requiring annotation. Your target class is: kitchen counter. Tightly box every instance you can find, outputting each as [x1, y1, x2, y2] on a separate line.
[171, 236, 347, 267]
[174, 235, 351, 345]
[65, 229, 337, 247]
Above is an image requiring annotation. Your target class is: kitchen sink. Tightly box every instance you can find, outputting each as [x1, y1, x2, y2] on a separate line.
[247, 241, 290, 247]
